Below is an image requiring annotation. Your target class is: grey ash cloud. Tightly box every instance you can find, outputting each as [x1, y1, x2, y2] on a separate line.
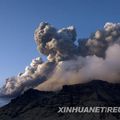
[1, 22, 120, 97]
[34, 22, 78, 62]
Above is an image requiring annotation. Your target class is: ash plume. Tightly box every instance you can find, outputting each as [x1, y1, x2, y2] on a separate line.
[0, 57, 55, 97]
[79, 23, 120, 57]
[34, 22, 78, 62]
[1, 22, 120, 97]
[37, 44, 120, 91]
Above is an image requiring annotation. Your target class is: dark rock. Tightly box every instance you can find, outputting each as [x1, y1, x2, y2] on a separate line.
[0, 80, 120, 120]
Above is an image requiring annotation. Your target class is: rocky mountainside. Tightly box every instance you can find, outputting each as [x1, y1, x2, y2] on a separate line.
[0, 80, 120, 120]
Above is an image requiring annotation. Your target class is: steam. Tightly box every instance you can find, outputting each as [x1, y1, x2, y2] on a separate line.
[0, 22, 120, 97]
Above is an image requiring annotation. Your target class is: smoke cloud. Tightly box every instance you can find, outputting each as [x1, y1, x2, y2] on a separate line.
[34, 22, 78, 62]
[0, 22, 120, 97]
[0, 57, 55, 97]
[36, 44, 120, 91]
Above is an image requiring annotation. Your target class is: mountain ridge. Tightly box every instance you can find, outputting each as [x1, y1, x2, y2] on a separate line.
[0, 80, 120, 120]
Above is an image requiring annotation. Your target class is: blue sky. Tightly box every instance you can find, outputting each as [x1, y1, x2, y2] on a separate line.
[0, 0, 120, 86]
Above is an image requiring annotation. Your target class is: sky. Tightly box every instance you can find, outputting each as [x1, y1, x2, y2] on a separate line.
[0, 0, 120, 87]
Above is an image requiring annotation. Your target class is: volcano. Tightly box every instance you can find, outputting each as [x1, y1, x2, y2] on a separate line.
[0, 80, 120, 120]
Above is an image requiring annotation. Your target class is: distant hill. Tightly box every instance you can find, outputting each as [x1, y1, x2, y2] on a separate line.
[0, 80, 120, 120]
